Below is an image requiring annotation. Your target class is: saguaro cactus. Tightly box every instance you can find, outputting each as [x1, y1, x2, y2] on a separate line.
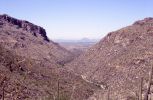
[144, 66, 153, 100]
[107, 87, 110, 100]
[0, 76, 7, 100]
[139, 77, 143, 100]
[2, 86, 4, 100]
[57, 79, 60, 100]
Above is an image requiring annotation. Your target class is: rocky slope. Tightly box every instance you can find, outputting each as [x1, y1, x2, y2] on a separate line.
[66, 17, 153, 99]
[0, 14, 101, 100]
[0, 14, 74, 66]
[0, 45, 101, 100]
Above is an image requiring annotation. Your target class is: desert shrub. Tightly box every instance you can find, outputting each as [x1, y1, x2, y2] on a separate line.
[126, 96, 138, 100]
[43, 95, 55, 100]
[0, 45, 29, 72]
[16, 25, 20, 29]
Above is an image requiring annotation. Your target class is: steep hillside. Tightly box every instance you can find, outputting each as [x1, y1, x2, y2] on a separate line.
[66, 18, 153, 99]
[0, 14, 103, 100]
[0, 14, 74, 66]
[0, 44, 101, 100]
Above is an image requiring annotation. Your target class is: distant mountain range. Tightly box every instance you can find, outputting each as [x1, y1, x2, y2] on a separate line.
[54, 38, 100, 43]
[54, 38, 100, 57]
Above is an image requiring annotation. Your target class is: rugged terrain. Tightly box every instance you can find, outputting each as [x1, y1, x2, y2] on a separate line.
[2, 14, 153, 100]
[0, 14, 75, 66]
[0, 45, 101, 100]
[0, 14, 101, 100]
[66, 17, 153, 99]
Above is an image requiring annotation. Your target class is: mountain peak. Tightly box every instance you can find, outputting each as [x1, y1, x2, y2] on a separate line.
[0, 14, 50, 42]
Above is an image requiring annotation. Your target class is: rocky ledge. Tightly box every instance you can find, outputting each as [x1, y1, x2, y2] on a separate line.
[0, 14, 50, 42]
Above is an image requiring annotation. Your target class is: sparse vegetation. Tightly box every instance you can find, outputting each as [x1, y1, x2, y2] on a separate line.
[2, 14, 153, 100]
[126, 96, 137, 100]
[66, 17, 153, 99]
[0, 44, 97, 100]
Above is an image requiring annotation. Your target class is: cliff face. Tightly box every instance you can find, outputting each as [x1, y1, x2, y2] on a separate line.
[66, 17, 153, 99]
[0, 14, 49, 42]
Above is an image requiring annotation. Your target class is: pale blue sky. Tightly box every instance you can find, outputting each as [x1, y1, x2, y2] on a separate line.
[0, 0, 152, 40]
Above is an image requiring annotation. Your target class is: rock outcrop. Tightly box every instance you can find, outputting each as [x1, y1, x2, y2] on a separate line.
[0, 14, 49, 42]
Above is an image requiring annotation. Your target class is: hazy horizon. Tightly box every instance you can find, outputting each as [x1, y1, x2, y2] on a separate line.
[0, 0, 152, 40]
